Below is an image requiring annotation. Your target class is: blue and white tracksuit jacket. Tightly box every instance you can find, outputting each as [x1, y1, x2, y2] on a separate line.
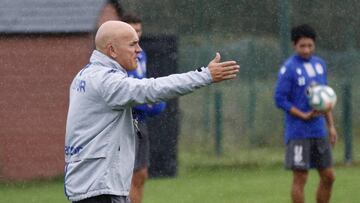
[64, 50, 212, 201]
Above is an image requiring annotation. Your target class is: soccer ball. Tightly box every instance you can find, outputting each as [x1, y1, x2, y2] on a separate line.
[307, 85, 337, 112]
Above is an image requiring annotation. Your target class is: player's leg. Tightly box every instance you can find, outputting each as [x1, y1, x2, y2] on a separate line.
[312, 138, 335, 203]
[285, 139, 311, 203]
[316, 167, 335, 203]
[130, 167, 148, 203]
[130, 121, 150, 203]
[292, 170, 308, 203]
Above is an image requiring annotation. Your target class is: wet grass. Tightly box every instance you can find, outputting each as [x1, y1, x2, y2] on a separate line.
[144, 164, 360, 203]
[0, 176, 67, 203]
[1, 155, 359, 203]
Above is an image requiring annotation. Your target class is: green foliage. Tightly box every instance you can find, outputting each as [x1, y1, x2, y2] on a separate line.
[121, 0, 360, 50]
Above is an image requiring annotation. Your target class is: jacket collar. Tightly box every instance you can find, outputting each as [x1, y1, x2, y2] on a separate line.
[90, 50, 127, 74]
[294, 54, 312, 62]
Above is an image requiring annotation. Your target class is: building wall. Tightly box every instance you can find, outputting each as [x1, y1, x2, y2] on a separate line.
[97, 3, 121, 27]
[0, 34, 93, 180]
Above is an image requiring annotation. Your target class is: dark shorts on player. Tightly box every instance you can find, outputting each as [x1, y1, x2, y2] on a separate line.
[134, 121, 150, 171]
[73, 195, 130, 203]
[285, 137, 333, 170]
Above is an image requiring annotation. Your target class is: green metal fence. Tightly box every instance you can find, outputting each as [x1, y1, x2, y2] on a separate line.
[121, 0, 360, 164]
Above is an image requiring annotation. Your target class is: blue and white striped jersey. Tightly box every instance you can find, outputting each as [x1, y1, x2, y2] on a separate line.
[274, 54, 328, 143]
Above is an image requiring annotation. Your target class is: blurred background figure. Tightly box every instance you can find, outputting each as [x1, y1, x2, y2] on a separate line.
[122, 12, 167, 203]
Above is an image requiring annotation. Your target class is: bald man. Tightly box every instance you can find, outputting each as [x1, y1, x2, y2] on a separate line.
[64, 21, 240, 203]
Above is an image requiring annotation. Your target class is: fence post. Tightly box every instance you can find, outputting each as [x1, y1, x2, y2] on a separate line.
[214, 90, 223, 156]
[247, 42, 257, 145]
[278, 0, 291, 59]
[342, 12, 355, 164]
[204, 87, 211, 135]
[343, 83, 352, 164]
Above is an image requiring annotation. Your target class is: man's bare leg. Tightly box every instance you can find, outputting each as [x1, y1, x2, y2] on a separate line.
[130, 168, 148, 203]
[292, 170, 308, 203]
[316, 168, 335, 203]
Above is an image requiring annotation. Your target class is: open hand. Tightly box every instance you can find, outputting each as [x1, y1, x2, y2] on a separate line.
[208, 52, 240, 83]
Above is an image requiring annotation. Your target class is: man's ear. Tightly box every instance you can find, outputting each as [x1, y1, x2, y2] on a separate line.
[108, 44, 117, 58]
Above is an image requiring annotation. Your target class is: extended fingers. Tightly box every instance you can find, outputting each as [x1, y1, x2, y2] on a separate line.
[214, 65, 239, 75]
[221, 65, 240, 71]
[222, 74, 237, 80]
[218, 61, 237, 67]
[212, 67, 240, 82]
[224, 68, 239, 76]
[208, 58, 240, 82]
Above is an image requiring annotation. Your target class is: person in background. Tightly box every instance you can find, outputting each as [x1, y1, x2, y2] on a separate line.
[64, 20, 240, 203]
[122, 12, 166, 203]
[274, 24, 337, 203]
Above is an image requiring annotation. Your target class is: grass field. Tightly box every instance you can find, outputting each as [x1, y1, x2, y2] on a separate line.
[144, 165, 360, 203]
[1, 151, 359, 203]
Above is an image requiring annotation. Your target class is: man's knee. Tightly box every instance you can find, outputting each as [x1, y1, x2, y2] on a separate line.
[293, 170, 308, 186]
[319, 169, 335, 185]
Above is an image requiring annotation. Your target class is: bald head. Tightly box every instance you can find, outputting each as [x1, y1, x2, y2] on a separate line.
[95, 21, 135, 52]
[94, 21, 142, 70]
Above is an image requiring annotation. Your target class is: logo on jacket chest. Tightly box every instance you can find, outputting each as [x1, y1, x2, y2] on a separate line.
[65, 145, 83, 156]
[72, 79, 86, 92]
[296, 63, 324, 87]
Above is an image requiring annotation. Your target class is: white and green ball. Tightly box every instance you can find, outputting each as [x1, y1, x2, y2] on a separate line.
[307, 85, 337, 112]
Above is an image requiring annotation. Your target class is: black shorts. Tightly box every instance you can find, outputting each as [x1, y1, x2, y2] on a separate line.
[73, 195, 130, 203]
[134, 121, 150, 171]
[285, 137, 333, 170]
